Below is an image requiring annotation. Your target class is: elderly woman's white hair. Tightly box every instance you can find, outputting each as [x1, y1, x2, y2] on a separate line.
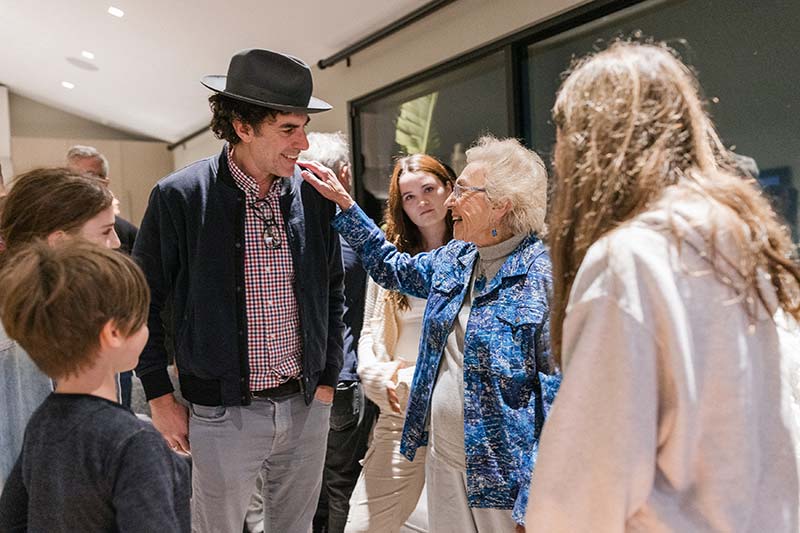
[466, 136, 547, 235]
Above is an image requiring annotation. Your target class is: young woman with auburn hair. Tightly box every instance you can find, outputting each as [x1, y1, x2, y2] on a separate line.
[345, 154, 454, 533]
[0, 167, 119, 490]
[526, 42, 800, 531]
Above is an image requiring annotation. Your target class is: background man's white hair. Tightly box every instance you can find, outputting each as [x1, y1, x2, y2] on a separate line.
[66, 145, 109, 178]
[301, 132, 350, 176]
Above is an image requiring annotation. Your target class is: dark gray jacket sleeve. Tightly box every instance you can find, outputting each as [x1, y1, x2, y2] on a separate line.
[319, 224, 345, 388]
[133, 185, 179, 400]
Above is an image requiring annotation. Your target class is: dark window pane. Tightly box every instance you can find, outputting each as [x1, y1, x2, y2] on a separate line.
[526, 0, 800, 240]
[357, 52, 508, 218]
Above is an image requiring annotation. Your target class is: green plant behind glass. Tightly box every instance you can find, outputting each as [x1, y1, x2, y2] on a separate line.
[395, 92, 441, 155]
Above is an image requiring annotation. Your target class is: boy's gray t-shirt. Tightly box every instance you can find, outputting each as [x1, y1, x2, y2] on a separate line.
[0, 393, 190, 532]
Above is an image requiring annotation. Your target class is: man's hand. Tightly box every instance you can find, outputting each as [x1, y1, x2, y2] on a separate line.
[149, 393, 190, 454]
[298, 160, 355, 211]
[314, 384, 335, 405]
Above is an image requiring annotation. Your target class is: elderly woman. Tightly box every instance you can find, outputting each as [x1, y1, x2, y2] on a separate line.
[302, 136, 560, 532]
[526, 42, 800, 531]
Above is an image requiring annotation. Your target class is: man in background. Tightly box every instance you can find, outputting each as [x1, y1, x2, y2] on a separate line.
[66, 145, 138, 254]
[303, 132, 377, 533]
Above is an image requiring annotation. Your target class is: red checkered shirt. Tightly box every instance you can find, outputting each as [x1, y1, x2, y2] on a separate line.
[227, 144, 303, 391]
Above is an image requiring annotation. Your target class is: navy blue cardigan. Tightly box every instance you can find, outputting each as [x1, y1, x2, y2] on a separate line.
[133, 148, 345, 406]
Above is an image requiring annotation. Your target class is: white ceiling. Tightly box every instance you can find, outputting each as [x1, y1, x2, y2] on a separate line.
[0, 0, 432, 142]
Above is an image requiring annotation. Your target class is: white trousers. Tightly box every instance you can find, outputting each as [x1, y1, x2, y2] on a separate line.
[425, 449, 516, 532]
[345, 415, 428, 532]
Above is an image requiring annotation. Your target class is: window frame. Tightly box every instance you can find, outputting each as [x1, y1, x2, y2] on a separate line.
[348, 0, 645, 206]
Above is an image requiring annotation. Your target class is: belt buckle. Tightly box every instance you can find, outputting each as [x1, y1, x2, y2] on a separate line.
[253, 379, 299, 399]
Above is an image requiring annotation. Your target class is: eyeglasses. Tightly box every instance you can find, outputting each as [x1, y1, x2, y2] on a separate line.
[451, 183, 487, 199]
[249, 198, 282, 249]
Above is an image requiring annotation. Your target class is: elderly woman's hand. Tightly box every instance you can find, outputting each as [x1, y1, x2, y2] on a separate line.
[299, 160, 355, 211]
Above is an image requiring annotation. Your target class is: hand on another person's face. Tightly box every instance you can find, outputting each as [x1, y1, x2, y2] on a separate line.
[298, 160, 355, 210]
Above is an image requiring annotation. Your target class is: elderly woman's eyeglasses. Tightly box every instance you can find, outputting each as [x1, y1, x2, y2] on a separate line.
[451, 183, 487, 199]
[249, 199, 282, 249]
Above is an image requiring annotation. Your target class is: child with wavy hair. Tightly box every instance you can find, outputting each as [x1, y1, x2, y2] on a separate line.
[0, 241, 190, 531]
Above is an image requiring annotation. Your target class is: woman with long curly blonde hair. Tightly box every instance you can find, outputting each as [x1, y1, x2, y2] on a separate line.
[527, 41, 800, 531]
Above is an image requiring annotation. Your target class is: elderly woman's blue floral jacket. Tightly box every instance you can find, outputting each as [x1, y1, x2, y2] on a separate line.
[332, 205, 560, 523]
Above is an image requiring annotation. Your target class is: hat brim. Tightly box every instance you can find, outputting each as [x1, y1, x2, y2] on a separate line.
[201, 75, 332, 114]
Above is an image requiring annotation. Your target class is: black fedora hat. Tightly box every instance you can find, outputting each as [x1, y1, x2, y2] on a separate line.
[202, 49, 331, 114]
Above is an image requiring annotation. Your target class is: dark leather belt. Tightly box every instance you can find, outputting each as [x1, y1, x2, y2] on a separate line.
[251, 379, 301, 399]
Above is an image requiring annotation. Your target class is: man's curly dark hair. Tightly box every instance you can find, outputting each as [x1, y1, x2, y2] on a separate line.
[209, 94, 281, 144]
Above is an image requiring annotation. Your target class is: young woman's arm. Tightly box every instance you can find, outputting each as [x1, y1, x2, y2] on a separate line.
[356, 279, 401, 413]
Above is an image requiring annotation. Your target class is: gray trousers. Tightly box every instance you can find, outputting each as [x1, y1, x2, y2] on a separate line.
[425, 450, 516, 533]
[189, 392, 330, 533]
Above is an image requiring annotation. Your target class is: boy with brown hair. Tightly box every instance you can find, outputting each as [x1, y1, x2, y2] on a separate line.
[0, 241, 190, 532]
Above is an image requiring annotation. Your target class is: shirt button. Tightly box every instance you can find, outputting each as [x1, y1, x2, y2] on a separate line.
[235, 242, 242, 249]
[238, 330, 244, 336]
[236, 286, 242, 292]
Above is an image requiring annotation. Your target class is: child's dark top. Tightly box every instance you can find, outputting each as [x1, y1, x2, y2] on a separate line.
[0, 393, 190, 532]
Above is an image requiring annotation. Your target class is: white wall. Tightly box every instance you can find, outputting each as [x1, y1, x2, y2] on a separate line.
[171, 129, 223, 170]
[5, 91, 173, 224]
[11, 137, 173, 225]
[9, 93, 158, 141]
[311, 0, 584, 134]
[171, 0, 586, 168]
[0, 87, 12, 185]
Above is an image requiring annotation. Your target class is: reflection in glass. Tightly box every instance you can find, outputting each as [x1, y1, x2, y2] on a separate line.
[524, 0, 800, 240]
[357, 52, 508, 221]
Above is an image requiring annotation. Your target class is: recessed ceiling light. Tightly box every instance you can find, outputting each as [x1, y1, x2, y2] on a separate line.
[81, 50, 95, 60]
[61, 81, 75, 89]
[66, 57, 99, 71]
[107, 6, 124, 17]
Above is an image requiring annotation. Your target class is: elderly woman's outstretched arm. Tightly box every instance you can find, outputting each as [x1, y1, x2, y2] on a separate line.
[300, 160, 436, 298]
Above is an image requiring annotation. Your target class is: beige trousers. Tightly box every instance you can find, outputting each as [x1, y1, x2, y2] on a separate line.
[425, 449, 517, 532]
[345, 414, 428, 532]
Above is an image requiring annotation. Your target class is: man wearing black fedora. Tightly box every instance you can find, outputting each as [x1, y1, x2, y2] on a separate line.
[133, 49, 345, 532]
